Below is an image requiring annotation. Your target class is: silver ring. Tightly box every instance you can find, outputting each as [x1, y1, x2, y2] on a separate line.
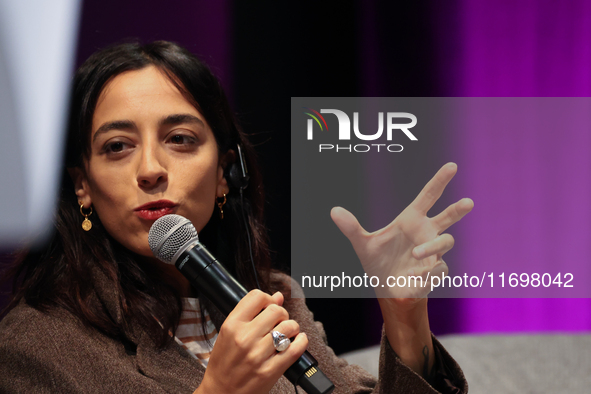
[271, 330, 290, 352]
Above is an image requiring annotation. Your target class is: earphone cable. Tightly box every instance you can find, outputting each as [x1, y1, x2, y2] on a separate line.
[240, 187, 261, 290]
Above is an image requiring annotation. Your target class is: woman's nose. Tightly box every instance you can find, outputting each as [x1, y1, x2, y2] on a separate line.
[137, 145, 167, 188]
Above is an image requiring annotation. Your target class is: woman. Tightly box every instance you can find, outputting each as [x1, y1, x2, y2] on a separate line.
[0, 41, 472, 393]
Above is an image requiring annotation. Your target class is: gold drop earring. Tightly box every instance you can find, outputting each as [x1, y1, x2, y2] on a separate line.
[79, 202, 93, 231]
[217, 194, 227, 219]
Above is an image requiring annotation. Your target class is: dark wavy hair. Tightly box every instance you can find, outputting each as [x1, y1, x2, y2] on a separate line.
[2, 41, 272, 347]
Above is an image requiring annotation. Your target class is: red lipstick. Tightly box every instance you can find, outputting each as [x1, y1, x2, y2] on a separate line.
[134, 200, 177, 220]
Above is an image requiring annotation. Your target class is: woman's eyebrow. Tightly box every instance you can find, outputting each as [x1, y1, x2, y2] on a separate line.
[93, 120, 136, 142]
[160, 113, 204, 127]
[92, 114, 203, 143]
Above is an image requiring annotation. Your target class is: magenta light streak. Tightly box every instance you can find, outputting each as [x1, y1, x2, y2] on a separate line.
[454, 0, 591, 333]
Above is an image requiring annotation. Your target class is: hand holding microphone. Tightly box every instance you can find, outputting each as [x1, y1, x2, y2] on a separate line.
[197, 289, 309, 394]
[149, 214, 334, 394]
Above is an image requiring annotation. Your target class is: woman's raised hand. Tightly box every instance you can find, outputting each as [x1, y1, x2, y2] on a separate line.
[331, 163, 474, 300]
[195, 290, 308, 394]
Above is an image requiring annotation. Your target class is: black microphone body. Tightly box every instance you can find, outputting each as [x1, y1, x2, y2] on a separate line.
[173, 241, 334, 394]
[177, 242, 246, 315]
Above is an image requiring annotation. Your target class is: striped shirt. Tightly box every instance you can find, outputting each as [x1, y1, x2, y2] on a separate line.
[174, 297, 218, 367]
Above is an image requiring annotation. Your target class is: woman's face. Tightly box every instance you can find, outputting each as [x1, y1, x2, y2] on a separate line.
[73, 65, 229, 257]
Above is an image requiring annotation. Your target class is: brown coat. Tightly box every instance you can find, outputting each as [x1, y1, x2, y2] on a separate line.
[0, 270, 467, 393]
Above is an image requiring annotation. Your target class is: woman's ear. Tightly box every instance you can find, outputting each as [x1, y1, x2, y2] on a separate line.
[67, 167, 92, 208]
[217, 150, 236, 197]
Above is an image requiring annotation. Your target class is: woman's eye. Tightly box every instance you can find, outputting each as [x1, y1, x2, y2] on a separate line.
[103, 141, 131, 154]
[168, 134, 196, 145]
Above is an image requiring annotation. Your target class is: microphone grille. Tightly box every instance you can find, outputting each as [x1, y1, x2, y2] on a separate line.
[148, 214, 198, 264]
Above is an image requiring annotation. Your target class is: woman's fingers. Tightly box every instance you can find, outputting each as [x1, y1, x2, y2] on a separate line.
[271, 320, 300, 341]
[231, 290, 282, 322]
[432, 198, 474, 232]
[206, 289, 307, 393]
[258, 319, 301, 358]
[330, 206, 367, 248]
[271, 290, 284, 307]
[251, 303, 290, 336]
[411, 163, 457, 214]
[412, 233, 455, 260]
[232, 289, 297, 345]
[429, 260, 449, 279]
[271, 332, 309, 371]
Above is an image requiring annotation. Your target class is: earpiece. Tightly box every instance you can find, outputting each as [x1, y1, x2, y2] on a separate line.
[224, 144, 260, 289]
[226, 144, 249, 190]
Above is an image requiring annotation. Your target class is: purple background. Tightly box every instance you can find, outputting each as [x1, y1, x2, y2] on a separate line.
[449, 97, 591, 300]
[450, 1, 591, 333]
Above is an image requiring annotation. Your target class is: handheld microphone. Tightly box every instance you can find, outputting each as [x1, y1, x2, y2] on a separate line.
[148, 214, 334, 394]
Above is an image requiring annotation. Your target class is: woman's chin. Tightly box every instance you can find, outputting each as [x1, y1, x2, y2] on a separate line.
[118, 240, 157, 260]
[135, 246, 158, 259]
